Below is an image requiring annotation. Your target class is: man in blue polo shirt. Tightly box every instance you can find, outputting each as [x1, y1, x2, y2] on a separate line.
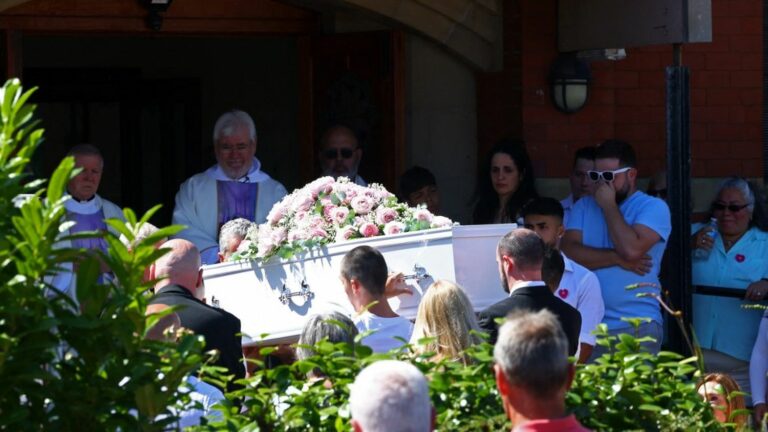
[561, 139, 671, 359]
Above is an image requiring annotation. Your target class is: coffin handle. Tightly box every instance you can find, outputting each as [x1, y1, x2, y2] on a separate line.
[402, 264, 432, 282]
[278, 280, 315, 305]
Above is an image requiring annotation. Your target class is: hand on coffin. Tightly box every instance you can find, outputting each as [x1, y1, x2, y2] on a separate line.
[385, 272, 414, 298]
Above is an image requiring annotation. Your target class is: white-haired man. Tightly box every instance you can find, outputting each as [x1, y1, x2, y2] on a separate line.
[349, 360, 434, 432]
[217, 217, 251, 263]
[47, 144, 125, 305]
[173, 110, 287, 264]
[494, 309, 590, 431]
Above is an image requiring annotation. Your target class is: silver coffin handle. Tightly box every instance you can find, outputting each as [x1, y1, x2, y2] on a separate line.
[278, 280, 315, 305]
[401, 264, 432, 282]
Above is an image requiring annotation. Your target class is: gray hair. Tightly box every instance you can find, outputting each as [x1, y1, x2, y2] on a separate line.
[716, 177, 755, 212]
[494, 309, 570, 400]
[296, 312, 358, 360]
[212, 110, 256, 143]
[350, 360, 431, 432]
[498, 228, 545, 271]
[218, 218, 252, 254]
[120, 222, 162, 250]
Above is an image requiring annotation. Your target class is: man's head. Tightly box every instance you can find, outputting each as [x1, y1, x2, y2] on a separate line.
[349, 360, 433, 432]
[67, 144, 104, 201]
[521, 198, 565, 248]
[542, 247, 565, 292]
[119, 222, 165, 251]
[319, 125, 362, 180]
[340, 246, 388, 310]
[218, 218, 252, 262]
[399, 166, 440, 214]
[593, 139, 638, 204]
[570, 146, 596, 201]
[150, 239, 203, 299]
[493, 310, 574, 425]
[213, 110, 257, 180]
[497, 229, 545, 293]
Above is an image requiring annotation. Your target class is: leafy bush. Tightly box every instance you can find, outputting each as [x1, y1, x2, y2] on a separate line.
[0, 78, 209, 431]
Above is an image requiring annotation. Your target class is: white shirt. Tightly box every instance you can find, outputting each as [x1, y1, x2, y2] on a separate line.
[751, 311, 768, 405]
[175, 376, 225, 428]
[354, 311, 413, 353]
[560, 194, 575, 228]
[556, 253, 605, 346]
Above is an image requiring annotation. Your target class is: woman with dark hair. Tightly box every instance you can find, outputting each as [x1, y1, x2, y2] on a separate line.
[472, 140, 538, 224]
[691, 176, 768, 404]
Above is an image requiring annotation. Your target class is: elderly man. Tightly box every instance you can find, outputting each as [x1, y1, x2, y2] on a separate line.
[173, 110, 287, 264]
[47, 144, 125, 305]
[148, 239, 245, 391]
[561, 139, 671, 358]
[217, 217, 251, 263]
[319, 124, 366, 186]
[349, 360, 434, 432]
[477, 229, 581, 355]
[561, 147, 596, 227]
[494, 310, 590, 431]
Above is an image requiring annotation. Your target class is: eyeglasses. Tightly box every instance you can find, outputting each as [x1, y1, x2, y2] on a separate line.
[587, 167, 631, 182]
[712, 203, 749, 212]
[323, 148, 355, 160]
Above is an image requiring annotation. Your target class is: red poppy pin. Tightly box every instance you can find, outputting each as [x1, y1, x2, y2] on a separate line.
[735, 254, 745, 263]
[558, 289, 569, 299]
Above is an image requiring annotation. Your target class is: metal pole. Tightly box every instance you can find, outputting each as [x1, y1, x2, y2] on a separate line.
[665, 43, 693, 355]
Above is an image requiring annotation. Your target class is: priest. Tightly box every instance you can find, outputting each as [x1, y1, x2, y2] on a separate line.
[172, 110, 287, 264]
[47, 144, 125, 306]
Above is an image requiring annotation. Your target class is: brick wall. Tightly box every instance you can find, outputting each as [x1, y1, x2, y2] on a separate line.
[480, 0, 763, 179]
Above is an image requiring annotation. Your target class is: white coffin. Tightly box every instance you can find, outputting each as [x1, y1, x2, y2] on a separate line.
[202, 224, 514, 346]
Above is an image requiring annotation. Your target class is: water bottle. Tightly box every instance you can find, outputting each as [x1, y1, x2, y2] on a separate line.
[694, 217, 718, 260]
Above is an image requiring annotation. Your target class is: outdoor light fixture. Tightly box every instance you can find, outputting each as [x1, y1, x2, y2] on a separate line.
[140, 0, 173, 31]
[549, 53, 591, 114]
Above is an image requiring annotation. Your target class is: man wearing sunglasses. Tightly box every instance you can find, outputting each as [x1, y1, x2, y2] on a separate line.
[319, 125, 366, 186]
[173, 110, 287, 265]
[561, 139, 671, 359]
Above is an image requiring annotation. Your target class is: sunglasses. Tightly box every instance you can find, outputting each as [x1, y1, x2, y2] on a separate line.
[587, 167, 631, 182]
[323, 148, 355, 160]
[712, 203, 749, 212]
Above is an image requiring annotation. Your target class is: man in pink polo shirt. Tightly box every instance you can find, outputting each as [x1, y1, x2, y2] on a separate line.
[493, 309, 590, 432]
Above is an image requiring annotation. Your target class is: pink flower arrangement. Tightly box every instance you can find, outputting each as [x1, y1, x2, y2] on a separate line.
[239, 176, 455, 261]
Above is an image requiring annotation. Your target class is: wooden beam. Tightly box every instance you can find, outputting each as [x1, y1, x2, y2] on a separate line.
[0, 29, 21, 81]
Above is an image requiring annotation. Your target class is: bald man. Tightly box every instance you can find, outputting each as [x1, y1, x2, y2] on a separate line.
[148, 239, 245, 390]
[319, 125, 366, 186]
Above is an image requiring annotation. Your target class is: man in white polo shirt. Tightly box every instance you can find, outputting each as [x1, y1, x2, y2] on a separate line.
[522, 197, 604, 363]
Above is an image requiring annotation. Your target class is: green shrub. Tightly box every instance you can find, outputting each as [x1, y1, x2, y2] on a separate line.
[0, 78, 208, 431]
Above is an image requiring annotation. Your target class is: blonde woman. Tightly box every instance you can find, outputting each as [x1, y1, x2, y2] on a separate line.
[410, 280, 483, 362]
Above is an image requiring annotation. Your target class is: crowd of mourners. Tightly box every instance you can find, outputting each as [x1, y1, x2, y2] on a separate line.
[51, 109, 768, 430]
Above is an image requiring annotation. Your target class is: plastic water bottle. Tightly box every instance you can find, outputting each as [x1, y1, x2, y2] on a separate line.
[694, 217, 718, 260]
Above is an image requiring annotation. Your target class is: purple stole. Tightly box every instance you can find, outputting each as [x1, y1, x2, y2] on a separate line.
[217, 181, 258, 229]
[68, 210, 108, 253]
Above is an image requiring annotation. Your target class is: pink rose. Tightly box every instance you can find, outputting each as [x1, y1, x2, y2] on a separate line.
[335, 226, 357, 242]
[309, 227, 328, 239]
[375, 207, 398, 225]
[308, 176, 335, 197]
[359, 222, 380, 238]
[291, 193, 315, 213]
[266, 203, 288, 225]
[331, 206, 350, 224]
[269, 227, 287, 244]
[384, 221, 406, 235]
[288, 229, 308, 242]
[351, 196, 374, 215]
[323, 205, 336, 220]
[431, 216, 453, 228]
[413, 209, 433, 223]
[308, 215, 325, 229]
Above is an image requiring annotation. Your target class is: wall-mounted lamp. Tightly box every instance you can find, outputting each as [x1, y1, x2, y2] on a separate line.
[140, 0, 173, 31]
[549, 53, 591, 114]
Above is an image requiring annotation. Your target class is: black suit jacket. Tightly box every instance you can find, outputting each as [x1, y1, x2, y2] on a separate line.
[477, 283, 582, 356]
[149, 284, 245, 388]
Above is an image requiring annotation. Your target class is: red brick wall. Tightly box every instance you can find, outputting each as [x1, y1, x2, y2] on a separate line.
[481, 0, 764, 179]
